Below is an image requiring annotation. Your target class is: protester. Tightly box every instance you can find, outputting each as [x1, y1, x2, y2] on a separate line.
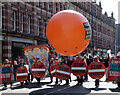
[19, 59, 29, 86]
[13, 60, 18, 81]
[28, 58, 34, 83]
[103, 56, 109, 68]
[83, 55, 89, 81]
[54, 57, 62, 85]
[49, 57, 54, 83]
[76, 56, 84, 85]
[35, 58, 41, 85]
[62, 56, 72, 85]
[93, 56, 100, 88]
[103, 56, 109, 81]
[99, 56, 104, 63]
[88, 55, 93, 65]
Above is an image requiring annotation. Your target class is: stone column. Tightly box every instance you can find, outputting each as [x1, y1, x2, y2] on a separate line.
[2, 36, 12, 62]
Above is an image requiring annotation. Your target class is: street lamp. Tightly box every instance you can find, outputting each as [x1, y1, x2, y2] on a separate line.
[91, 1, 96, 57]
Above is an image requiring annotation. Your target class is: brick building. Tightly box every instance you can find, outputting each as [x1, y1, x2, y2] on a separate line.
[116, 2, 120, 54]
[68, 2, 115, 55]
[0, 1, 115, 62]
[116, 24, 120, 54]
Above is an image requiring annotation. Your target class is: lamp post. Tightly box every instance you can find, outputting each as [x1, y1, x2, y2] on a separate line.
[91, 1, 96, 57]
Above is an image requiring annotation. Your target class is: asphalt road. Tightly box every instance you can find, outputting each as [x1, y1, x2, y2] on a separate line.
[0, 74, 120, 95]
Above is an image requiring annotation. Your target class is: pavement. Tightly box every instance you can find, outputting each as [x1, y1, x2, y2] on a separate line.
[0, 74, 120, 95]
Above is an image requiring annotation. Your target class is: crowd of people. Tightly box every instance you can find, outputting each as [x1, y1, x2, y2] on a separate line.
[1, 53, 120, 90]
[48, 54, 120, 88]
[48, 54, 109, 86]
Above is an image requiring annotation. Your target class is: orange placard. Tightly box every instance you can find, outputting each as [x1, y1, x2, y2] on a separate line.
[16, 66, 28, 82]
[0, 62, 12, 83]
[55, 64, 71, 80]
[31, 62, 46, 78]
[50, 62, 60, 77]
[88, 62, 106, 79]
[71, 60, 87, 76]
[107, 59, 120, 82]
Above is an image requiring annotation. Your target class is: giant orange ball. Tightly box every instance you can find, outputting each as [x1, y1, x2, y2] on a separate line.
[46, 10, 91, 56]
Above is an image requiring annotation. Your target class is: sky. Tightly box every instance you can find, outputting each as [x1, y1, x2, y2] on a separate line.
[96, 0, 120, 24]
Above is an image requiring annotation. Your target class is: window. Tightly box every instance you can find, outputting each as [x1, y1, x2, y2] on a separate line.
[58, 3, 60, 12]
[38, 19, 39, 35]
[49, 2, 53, 13]
[28, 16, 31, 34]
[47, 3, 49, 11]
[54, 3, 56, 13]
[43, 26, 46, 37]
[42, 2, 44, 8]
[20, 14, 23, 32]
[13, 12, 16, 31]
[0, 8, 2, 28]
[43, 19, 47, 37]
[38, 0, 41, 7]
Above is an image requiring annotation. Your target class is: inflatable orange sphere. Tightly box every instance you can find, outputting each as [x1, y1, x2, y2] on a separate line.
[46, 10, 91, 56]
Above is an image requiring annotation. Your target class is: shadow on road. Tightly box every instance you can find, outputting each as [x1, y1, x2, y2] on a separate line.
[29, 84, 91, 95]
[109, 88, 120, 92]
[88, 87, 106, 91]
[10, 81, 52, 90]
[30, 84, 71, 94]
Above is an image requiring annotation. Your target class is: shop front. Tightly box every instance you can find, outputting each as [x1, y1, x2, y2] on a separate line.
[12, 42, 33, 62]
[11, 37, 35, 62]
[0, 35, 3, 63]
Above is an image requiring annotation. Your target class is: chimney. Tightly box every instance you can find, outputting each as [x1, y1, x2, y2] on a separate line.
[99, 1, 101, 8]
[111, 12, 113, 18]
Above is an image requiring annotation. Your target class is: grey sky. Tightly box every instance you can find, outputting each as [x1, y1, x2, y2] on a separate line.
[96, 0, 120, 24]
